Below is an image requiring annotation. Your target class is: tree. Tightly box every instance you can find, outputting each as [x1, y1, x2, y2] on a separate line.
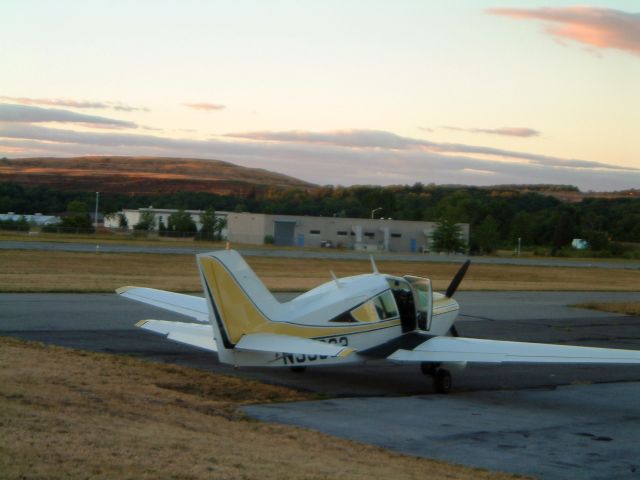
[552, 210, 577, 249]
[167, 209, 197, 237]
[60, 200, 93, 233]
[215, 216, 227, 240]
[0, 216, 29, 232]
[133, 210, 156, 231]
[473, 215, 500, 254]
[509, 211, 533, 246]
[583, 230, 610, 251]
[198, 208, 216, 241]
[117, 212, 128, 229]
[67, 200, 88, 215]
[431, 219, 466, 253]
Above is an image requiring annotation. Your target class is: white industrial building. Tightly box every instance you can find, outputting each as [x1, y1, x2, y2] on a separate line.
[105, 208, 229, 236]
[227, 212, 469, 253]
[104, 208, 469, 252]
[0, 212, 60, 226]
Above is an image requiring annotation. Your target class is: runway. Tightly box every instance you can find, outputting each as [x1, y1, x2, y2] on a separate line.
[2, 291, 640, 478]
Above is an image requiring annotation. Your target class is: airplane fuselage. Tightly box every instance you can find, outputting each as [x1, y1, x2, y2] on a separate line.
[220, 273, 459, 367]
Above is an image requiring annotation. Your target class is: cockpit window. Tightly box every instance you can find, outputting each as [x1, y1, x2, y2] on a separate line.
[376, 290, 399, 319]
[348, 290, 399, 323]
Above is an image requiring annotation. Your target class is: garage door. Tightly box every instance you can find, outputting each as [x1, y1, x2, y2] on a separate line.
[274, 220, 296, 246]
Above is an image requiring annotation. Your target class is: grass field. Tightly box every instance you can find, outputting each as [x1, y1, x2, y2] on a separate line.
[0, 337, 524, 480]
[1, 249, 639, 293]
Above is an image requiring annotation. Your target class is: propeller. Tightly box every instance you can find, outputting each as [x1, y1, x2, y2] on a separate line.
[445, 259, 470, 298]
[444, 260, 470, 337]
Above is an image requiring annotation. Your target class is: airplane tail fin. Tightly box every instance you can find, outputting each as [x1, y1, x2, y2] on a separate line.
[197, 250, 281, 355]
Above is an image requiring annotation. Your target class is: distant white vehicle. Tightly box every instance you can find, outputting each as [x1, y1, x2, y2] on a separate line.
[572, 238, 589, 250]
[118, 250, 640, 393]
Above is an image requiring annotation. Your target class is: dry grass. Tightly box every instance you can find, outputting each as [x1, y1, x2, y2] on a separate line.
[0, 337, 524, 480]
[0, 229, 226, 248]
[1, 249, 639, 293]
[573, 302, 640, 316]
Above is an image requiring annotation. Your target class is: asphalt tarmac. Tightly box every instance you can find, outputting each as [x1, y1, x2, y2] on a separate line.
[2, 291, 640, 479]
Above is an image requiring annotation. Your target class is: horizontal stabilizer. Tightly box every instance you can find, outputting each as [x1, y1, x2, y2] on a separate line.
[388, 336, 640, 365]
[135, 319, 217, 352]
[235, 333, 354, 358]
[117, 286, 208, 323]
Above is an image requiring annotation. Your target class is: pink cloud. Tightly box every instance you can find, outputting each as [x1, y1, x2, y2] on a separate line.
[487, 6, 640, 56]
[444, 126, 540, 137]
[0, 96, 148, 112]
[183, 102, 226, 111]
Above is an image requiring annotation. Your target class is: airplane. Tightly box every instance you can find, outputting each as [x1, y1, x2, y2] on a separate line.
[117, 249, 640, 393]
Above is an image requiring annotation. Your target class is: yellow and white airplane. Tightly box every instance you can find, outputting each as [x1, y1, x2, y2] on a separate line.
[117, 249, 640, 393]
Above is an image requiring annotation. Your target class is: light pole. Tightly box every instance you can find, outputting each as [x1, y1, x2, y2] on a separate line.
[94, 192, 100, 230]
[371, 207, 382, 219]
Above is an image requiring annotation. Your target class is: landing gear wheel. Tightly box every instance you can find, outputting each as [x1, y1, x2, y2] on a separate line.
[290, 366, 307, 373]
[433, 369, 452, 394]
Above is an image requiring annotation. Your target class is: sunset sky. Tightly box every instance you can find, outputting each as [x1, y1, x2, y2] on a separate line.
[1, 1, 639, 191]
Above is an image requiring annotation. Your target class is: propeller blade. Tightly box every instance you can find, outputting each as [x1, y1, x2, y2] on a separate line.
[445, 260, 470, 298]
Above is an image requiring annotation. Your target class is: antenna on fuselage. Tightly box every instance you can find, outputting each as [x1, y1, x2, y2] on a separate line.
[330, 270, 342, 288]
[369, 255, 379, 275]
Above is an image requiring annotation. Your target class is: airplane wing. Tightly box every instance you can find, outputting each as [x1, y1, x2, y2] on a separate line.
[117, 286, 208, 323]
[135, 319, 217, 352]
[388, 336, 640, 364]
[236, 333, 354, 358]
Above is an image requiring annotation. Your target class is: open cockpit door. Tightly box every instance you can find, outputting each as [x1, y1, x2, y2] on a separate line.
[404, 276, 433, 331]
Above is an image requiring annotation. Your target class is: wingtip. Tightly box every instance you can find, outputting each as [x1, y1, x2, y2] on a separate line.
[116, 286, 135, 295]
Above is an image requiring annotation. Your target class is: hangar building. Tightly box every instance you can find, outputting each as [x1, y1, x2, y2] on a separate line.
[227, 213, 469, 253]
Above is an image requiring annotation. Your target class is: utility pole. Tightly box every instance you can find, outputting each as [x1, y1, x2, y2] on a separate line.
[517, 237, 521, 257]
[371, 207, 382, 219]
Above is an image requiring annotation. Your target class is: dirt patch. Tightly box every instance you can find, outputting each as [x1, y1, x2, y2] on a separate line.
[0, 337, 524, 480]
[573, 302, 640, 316]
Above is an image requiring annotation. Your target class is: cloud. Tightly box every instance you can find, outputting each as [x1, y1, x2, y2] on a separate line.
[487, 6, 640, 56]
[224, 129, 625, 171]
[225, 129, 433, 149]
[443, 126, 540, 137]
[183, 102, 226, 111]
[0, 96, 148, 112]
[0, 104, 137, 129]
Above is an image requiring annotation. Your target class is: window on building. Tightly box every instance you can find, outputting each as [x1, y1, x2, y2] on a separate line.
[391, 233, 402, 238]
[336, 231, 348, 236]
[364, 232, 375, 238]
[309, 229, 321, 235]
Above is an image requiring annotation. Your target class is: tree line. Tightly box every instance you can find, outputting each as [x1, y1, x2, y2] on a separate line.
[1, 182, 638, 256]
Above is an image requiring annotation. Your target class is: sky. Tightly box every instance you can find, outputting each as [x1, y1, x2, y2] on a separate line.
[1, 1, 639, 191]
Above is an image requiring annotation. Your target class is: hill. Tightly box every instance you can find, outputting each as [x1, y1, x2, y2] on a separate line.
[0, 156, 315, 195]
